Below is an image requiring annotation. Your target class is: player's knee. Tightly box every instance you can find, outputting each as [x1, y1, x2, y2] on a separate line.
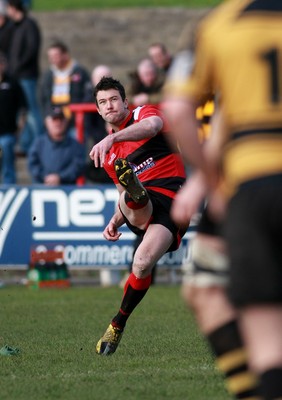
[132, 253, 155, 278]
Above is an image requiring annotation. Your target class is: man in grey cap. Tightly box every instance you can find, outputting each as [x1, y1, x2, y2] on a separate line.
[28, 106, 86, 185]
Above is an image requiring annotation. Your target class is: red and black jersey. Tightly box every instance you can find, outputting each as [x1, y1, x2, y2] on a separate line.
[104, 105, 186, 199]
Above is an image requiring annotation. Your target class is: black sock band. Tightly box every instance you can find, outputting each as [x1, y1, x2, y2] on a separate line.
[259, 368, 282, 400]
[208, 320, 259, 399]
[112, 273, 151, 329]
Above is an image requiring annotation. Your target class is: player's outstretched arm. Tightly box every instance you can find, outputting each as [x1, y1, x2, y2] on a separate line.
[103, 206, 125, 242]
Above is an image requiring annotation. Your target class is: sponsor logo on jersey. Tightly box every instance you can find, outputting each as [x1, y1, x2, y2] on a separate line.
[130, 157, 155, 175]
[108, 153, 116, 165]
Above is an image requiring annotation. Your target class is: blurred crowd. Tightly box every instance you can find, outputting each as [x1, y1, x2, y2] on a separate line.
[0, 0, 177, 186]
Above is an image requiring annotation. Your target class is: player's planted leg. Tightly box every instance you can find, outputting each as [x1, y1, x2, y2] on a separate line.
[96, 273, 152, 355]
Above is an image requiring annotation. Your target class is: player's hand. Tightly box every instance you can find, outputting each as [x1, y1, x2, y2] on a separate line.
[103, 220, 122, 241]
[89, 135, 114, 168]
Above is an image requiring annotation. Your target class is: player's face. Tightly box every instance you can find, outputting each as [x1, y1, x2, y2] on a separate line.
[96, 89, 129, 125]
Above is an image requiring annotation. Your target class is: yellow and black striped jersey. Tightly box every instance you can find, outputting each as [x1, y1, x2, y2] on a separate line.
[165, 0, 282, 193]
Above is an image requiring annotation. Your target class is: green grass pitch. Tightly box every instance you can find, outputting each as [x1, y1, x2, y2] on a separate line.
[0, 285, 232, 400]
[33, 0, 222, 11]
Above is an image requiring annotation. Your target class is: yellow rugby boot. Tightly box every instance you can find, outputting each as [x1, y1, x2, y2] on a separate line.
[96, 324, 123, 355]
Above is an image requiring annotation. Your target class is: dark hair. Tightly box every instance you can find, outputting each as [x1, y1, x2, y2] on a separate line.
[93, 77, 126, 105]
[48, 40, 69, 54]
[7, 0, 25, 12]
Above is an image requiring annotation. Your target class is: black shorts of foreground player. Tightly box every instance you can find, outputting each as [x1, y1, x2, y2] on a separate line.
[89, 77, 187, 355]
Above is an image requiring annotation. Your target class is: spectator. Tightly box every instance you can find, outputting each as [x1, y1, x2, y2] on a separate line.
[28, 106, 85, 185]
[21, 0, 32, 10]
[196, 98, 214, 142]
[40, 40, 91, 139]
[127, 58, 164, 106]
[84, 64, 113, 184]
[0, 0, 14, 57]
[6, 0, 42, 154]
[84, 64, 112, 145]
[91, 65, 112, 89]
[0, 51, 27, 183]
[148, 42, 173, 75]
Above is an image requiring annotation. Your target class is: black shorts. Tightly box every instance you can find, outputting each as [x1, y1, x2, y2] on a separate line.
[197, 206, 223, 237]
[224, 175, 282, 307]
[122, 189, 187, 253]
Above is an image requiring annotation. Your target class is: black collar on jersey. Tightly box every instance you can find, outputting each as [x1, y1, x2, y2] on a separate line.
[242, 0, 282, 13]
[111, 111, 134, 133]
[111, 110, 134, 134]
[125, 113, 135, 128]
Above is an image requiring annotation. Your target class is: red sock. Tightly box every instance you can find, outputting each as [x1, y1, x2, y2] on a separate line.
[112, 273, 152, 329]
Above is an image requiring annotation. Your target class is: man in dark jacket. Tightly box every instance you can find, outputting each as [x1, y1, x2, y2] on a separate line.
[6, 0, 42, 154]
[0, 1, 14, 57]
[0, 51, 27, 183]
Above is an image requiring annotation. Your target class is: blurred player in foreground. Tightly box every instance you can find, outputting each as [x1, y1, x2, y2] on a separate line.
[163, 1, 282, 399]
[168, 110, 260, 399]
[89, 77, 187, 355]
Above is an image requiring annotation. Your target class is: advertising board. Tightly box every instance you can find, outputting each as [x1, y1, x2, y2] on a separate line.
[0, 185, 194, 269]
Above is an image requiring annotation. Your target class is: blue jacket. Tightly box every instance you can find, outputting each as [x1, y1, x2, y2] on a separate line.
[28, 133, 85, 184]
